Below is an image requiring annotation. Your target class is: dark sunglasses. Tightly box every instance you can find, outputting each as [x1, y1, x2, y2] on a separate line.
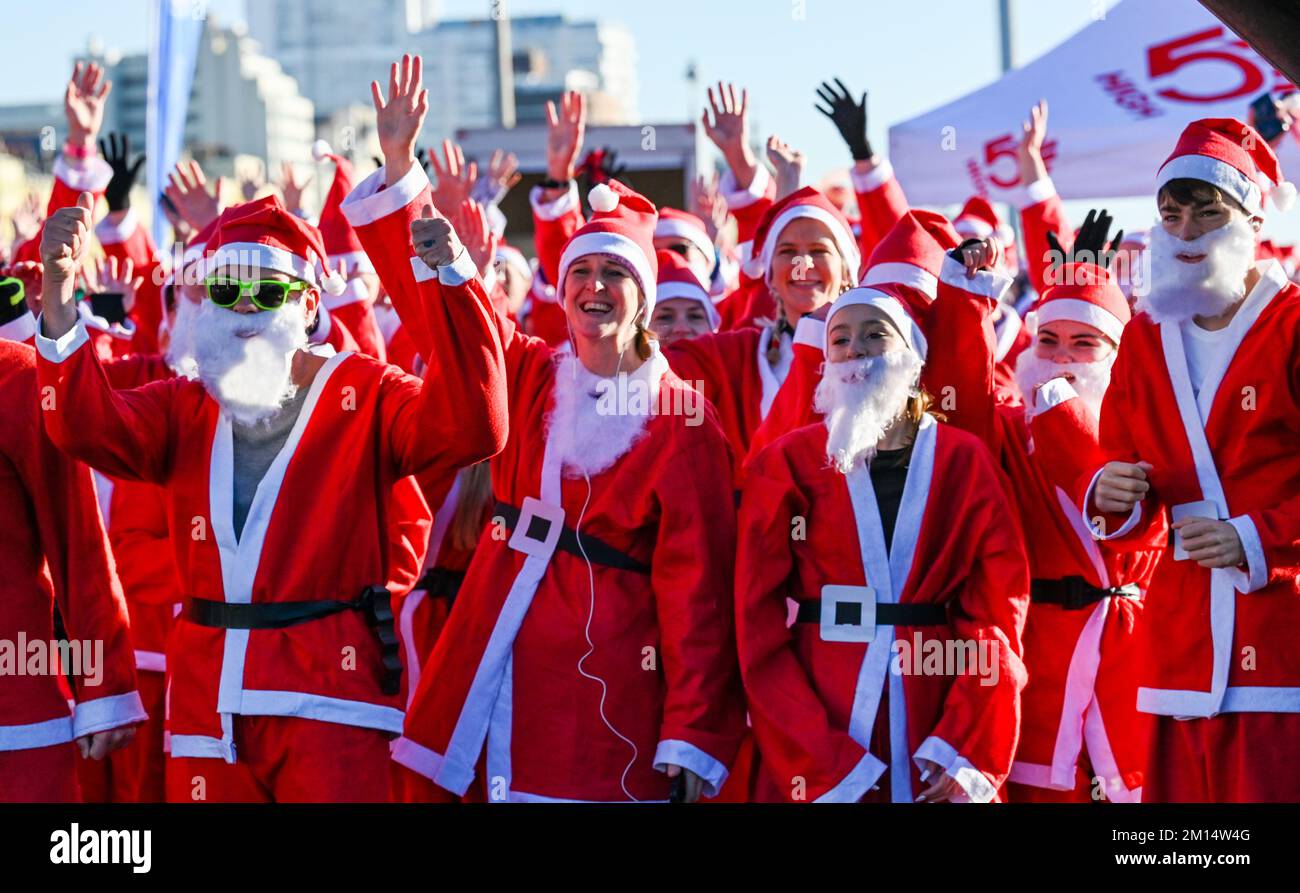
[204, 277, 307, 311]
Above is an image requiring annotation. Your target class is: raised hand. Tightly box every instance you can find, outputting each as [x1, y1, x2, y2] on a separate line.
[240, 160, 266, 202]
[163, 160, 223, 231]
[690, 173, 729, 245]
[765, 135, 806, 200]
[64, 61, 112, 152]
[428, 140, 479, 216]
[39, 192, 96, 337]
[701, 82, 757, 186]
[84, 255, 144, 316]
[1016, 100, 1050, 186]
[410, 205, 465, 272]
[371, 54, 430, 186]
[453, 199, 499, 278]
[814, 78, 872, 161]
[545, 91, 586, 184]
[99, 132, 145, 213]
[10, 192, 44, 245]
[277, 161, 312, 215]
[1047, 208, 1123, 270]
[475, 148, 521, 204]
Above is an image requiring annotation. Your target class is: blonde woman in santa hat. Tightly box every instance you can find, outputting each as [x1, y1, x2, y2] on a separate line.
[343, 55, 745, 803]
[1086, 117, 1300, 802]
[735, 285, 1029, 803]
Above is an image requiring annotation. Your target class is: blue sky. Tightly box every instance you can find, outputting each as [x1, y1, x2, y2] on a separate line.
[16, 0, 1288, 239]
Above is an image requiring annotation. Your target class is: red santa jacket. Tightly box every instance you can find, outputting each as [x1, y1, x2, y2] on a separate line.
[737, 415, 1029, 802]
[34, 259, 508, 760]
[107, 479, 178, 671]
[0, 339, 145, 755]
[1086, 260, 1300, 719]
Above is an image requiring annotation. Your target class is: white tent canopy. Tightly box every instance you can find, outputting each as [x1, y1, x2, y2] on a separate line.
[888, 0, 1299, 206]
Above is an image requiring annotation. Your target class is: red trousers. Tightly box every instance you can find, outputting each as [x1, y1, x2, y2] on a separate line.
[1145, 712, 1300, 803]
[77, 670, 166, 802]
[166, 715, 392, 803]
[0, 742, 80, 802]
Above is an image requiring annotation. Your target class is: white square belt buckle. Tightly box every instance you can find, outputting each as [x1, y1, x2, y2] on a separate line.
[1170, 499, 1221, 561]
[507, 496, 565, 561]
[820, 585, 876, 643]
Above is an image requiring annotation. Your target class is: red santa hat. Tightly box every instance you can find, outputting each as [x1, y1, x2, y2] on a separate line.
[203, 194, 346, 297]
[655, 248, 719, 330]
[557, 180, 660, 316]
[824, 286, 927, 360]
[1156, 117, 1296, 215]
[654, 207, 717, 275]
[313, 140, 374, 275]
[952, 195, 1014, 246]
[494, 243, 532, 282]
[1028, 262, 1129, 344]
[744, 186, 860, 282]
[862, 209, 961, 302]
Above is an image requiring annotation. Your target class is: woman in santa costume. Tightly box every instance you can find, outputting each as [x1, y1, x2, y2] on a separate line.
[736, 287, 1029, 802]
[1086, 118, 1300, 802]
[346, 56, 745, 802]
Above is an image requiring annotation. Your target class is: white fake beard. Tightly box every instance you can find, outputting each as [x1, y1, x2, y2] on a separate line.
[193, 300, 308, 427]
[814, 349, 923, 474]
[164, 295, 201, 379]
[1139, 216, 1257, 324]
[1013, 348, 1115, 420]
[546, 351, 657, 479]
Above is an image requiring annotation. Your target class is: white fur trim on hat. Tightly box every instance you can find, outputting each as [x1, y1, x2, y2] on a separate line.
[558, 232, 658, 317]
[750, 204, 861, 284]
[861, 262, 938, 301]
[1157, 154, 1262, 215]
[1034, 297, 1125, 344]
[312, 139, 333, 161]
[588, 183, 620, 213]
[654, 218, 718, 274]
[206, 242, 320, 287]
[954, 216, 994, 239]
[824, 287, 927, 359]
[655, 280, 720, 330]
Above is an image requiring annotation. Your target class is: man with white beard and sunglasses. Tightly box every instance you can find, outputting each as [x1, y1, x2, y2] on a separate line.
[1085, 118, 1300, 802]
[33, 190, 509, 802]
[735, 287, 1029, 803]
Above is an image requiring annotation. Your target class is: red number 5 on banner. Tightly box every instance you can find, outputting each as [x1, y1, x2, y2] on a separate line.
[1147, 26, 1268, 104]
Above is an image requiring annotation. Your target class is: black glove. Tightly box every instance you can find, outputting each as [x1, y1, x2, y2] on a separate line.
[99, 132, 145, 213]
[1046, 208, 1124, 271]
[815, 78, 873, 161]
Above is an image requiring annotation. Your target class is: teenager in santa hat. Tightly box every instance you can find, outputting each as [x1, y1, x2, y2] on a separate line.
[34, 154, 508, 801]
[1085, 117, 1300, 802]
[735, 286, 1029, 802]
[648, 248, 719, 344]
[343, 56, 744, 802]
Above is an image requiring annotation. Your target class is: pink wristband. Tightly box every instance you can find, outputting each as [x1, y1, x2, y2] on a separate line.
[63, 141, 93, 159]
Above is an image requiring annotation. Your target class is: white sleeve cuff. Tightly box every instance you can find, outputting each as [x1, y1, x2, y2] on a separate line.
[793, 315, 826, 352]
[95, 208, 139, 245]
[410, 248, 479, 286]
[340, 162, 432, 228]
[72, 690, 148, 738]
[720, 164, 770, 210]
[34, 314, 90, 363]
[1015, 176, 1058, 209]
[1226, 514, 1269, 593]
[528, 182, 580, 222]
[939, 255, 1014, 302]
[1083, 466, 1144, 540]
[913, 735, 996, 803]
[653, 739, 729, 799]
[813, 750, 887, 803]
[53, 154, 113, 194]
[1031, 377, 1078, 416]
[850, 157, 894, 193]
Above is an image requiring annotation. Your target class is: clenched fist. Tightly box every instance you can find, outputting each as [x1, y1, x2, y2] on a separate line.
[39, 191, 96, 339]
[411, 207, 465, 272]
[1092, 460, 1153, 515]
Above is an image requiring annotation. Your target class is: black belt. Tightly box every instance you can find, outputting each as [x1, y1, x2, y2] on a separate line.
[494, 500, 651, 575]
[794, 599, 948, 627]
[182, 586, 402, 696]
[414, 567, 466, 604]
[1030, 577, 1139, 610]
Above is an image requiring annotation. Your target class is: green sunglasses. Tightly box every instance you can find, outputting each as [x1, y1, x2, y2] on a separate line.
[0, 276, 24, 307]
[204, 277, 308, 311]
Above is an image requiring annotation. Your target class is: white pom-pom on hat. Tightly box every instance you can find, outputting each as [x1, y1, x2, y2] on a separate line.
[1273, 180, 1297, 212]
[312, 139, 334, 162]
[320, 265, 347, 296]
[588, 183, 620, 213]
